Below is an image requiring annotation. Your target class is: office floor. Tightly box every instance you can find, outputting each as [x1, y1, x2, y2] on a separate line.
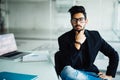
[15, 30, 120, 80]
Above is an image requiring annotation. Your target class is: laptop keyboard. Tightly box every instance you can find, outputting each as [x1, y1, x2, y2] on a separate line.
[2, 52, 22, 57]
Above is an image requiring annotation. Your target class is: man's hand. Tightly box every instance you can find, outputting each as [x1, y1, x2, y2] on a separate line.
[74, 30, 86, 50]
[75, 30, 86, 44]
[98, 72, 112, 80]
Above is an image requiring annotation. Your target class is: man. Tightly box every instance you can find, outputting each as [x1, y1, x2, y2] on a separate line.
[55, 6, 119, 80]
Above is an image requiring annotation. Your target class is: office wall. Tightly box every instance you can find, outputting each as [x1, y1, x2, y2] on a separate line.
[6, 0, 117, 38]
[8, 0, 51, 33]
[118, 4, 120, 29]
[84, 0, 114, 30]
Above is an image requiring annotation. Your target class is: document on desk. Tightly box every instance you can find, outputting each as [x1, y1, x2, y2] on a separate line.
[0, 71, 38, 80]
[22, 51, 49, 62]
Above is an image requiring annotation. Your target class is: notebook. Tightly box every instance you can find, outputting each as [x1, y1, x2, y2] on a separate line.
[0, 33, 29, 60]
[0, 71, 38, 80]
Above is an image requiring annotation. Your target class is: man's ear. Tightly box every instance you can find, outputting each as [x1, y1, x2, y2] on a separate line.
[85, 19, 88, 24]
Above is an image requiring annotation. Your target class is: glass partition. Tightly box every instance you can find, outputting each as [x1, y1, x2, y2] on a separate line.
[4, 0, 120, 55]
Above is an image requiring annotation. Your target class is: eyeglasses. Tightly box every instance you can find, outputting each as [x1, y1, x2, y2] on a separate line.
[71, 17, 85, 23]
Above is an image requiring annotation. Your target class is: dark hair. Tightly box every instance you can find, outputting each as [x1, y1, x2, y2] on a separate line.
[68, 6, 87, 19]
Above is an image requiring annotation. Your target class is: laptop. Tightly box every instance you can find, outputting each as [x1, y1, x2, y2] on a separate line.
[0, 33, 30, 60]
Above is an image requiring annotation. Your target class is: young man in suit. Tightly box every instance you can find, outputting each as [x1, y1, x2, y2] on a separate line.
[55, 6, 119, 80]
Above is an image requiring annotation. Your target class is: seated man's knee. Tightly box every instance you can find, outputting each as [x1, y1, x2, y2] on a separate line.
[60, 66, 77, 79]
[62, 66, 74, 73]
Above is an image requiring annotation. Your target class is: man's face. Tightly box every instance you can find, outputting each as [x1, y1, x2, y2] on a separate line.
[71, 13, 87, 31]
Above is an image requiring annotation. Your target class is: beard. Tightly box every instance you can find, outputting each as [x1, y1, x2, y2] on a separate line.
[74, 25, 85, 32]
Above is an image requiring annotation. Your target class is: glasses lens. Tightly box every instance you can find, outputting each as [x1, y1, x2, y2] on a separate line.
[79, 18, 85, 21]
[72, 18, 85, 23]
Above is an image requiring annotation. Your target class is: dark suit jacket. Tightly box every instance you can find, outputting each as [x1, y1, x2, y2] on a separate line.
[55, 29, 119, 77]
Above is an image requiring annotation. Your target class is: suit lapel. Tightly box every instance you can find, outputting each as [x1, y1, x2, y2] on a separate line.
[85, 30, 94, 62]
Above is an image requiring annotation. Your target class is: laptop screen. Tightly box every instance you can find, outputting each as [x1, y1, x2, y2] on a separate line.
[0, 33, 17, 56]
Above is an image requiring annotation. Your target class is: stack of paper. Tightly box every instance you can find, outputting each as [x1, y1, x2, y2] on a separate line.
[22, 51, 49, 62]
[0, 71, 38, 80]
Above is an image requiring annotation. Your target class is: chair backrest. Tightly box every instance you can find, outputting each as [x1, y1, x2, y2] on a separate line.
[54, 51, 65, 76]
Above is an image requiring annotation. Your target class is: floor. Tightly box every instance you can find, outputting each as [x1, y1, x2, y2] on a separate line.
[14, 29, 120, 80]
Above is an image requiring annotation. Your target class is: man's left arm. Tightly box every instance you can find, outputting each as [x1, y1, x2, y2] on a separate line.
[100, 38, 119, 78]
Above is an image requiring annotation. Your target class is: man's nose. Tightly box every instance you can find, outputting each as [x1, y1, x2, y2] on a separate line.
[76, 20, 81, 25]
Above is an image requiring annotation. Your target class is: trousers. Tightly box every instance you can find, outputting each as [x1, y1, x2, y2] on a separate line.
[60, 66, 102, 80]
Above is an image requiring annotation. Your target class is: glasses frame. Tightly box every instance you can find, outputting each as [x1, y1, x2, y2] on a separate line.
[71, 17, 85, 23]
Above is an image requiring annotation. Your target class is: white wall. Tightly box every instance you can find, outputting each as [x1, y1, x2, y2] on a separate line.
[85, 0, 114, 30]
[8, 0, 50, 32]
[118, 3, 120, 29]
[6, 0, 118, 38]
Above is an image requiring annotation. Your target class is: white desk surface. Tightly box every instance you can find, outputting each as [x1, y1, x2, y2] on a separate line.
[0, 59, 58, 80]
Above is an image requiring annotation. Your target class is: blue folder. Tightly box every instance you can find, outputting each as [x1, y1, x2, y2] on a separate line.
[0, 71, 38, 80]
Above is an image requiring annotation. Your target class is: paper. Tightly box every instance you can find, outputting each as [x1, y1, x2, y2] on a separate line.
[22, 51, 49, 62]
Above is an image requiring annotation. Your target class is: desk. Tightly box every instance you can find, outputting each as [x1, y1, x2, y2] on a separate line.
[0, 59, 58, 80]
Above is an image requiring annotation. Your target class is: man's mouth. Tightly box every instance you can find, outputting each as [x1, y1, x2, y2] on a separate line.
[76, 25, 81, 27]
[74, 25, 85, 31]
[75, 25, 82, 29]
